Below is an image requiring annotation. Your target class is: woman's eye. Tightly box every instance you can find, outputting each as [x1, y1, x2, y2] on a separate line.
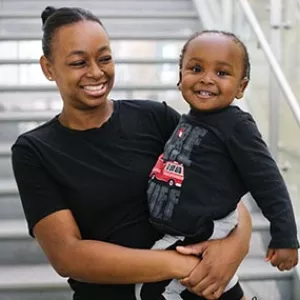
[70, 61, 86, 67]
[99, 56, 112, 63]
[192, 66, 202, 73]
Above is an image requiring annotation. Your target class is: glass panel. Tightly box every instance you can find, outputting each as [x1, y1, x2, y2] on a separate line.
[277, 94, 300, 214]
[230, 2, 271, 141]
[231, 0, 300, 215]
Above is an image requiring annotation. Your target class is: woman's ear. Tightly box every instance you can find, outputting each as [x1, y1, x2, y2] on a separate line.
[40, 55, 54, 81]
[236, 77, 249, 99]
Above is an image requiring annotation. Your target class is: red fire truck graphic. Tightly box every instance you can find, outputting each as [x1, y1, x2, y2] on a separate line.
[150, 154, 184, 187]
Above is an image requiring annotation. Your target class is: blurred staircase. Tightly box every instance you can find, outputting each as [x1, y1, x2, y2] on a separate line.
[0, 0, 298, 299]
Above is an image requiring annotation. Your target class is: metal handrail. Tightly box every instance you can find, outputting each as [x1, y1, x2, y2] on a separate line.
[191, 0, 217, 29]
[239, 0, 300, 127]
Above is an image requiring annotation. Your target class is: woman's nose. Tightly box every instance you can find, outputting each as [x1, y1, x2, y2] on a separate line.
[87, 62, 104, 78]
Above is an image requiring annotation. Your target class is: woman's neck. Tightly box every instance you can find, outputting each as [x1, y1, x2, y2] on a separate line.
[58, 100, 114, 130]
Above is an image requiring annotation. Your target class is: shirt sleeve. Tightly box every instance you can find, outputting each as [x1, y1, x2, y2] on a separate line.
[227, 115, 299, 249]
[11, 137, 68, 237]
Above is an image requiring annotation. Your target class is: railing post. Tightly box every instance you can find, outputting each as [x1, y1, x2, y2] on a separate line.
[192, 0, 216, 29]
[269, 0, 282, 159]
[283, 0, 298, 82]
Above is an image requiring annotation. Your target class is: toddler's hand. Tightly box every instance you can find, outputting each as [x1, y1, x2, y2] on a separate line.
[265, 248, 298, 271]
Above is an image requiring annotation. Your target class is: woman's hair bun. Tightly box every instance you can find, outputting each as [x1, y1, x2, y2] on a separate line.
[41, 6, 57, 26]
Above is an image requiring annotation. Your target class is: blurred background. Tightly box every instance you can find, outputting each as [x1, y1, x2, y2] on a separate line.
[0, 0, 300, 299]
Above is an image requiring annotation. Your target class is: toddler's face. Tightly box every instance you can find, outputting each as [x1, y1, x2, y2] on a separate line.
[179, 33, 248, 112]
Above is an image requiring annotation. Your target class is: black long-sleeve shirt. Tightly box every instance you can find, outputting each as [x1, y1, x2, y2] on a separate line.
[148, 105, 299, 249]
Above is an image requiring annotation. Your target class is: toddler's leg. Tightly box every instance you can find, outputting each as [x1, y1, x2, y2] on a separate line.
[135, 234, 185, 300]
[218, 278, 244, 300]
[209, 210, 244, 300]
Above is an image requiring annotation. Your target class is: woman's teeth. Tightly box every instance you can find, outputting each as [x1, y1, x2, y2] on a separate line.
[84, 84, 104, 91]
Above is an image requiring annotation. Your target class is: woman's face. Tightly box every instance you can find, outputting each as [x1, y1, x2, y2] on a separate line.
[41, 20, 115, 110]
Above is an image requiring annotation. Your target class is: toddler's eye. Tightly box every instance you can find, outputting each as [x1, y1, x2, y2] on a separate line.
[217, 70, 229, 77]
[192, 66, 202, 73]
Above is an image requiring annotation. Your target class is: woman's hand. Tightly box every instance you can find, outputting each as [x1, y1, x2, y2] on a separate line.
[176, 202, 252, 299]
[177, 238, 245, 299]
[171, 251, 201, 279]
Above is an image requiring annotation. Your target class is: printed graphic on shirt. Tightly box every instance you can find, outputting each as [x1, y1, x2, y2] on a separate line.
[164, 122, 207, 166]
[148, 121, 207, 221]
[149, 154, 184, 187]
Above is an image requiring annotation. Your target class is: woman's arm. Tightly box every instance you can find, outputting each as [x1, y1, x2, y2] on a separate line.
[33, 209, 199, 284]
[177, 201, 252, 299]
[12, 141, 199, 285]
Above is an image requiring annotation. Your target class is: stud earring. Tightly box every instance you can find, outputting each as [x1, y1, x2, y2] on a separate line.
[48, 76, 52, 80]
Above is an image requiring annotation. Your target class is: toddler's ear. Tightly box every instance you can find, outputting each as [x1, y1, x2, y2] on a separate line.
[236, 77, 249, 99]
[177, 82, 182, 91]
[177, 70, 182, 90]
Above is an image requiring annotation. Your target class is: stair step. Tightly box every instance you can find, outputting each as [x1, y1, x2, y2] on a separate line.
[0, 258, 293, 299]
[0, 84, 180, 93]
[0, 219, 27, 238]
[0, 144, 13, 178]
[0, 290, 71, 300]
[0, 157, 13, 179]
[241, 278, 293, 300]
[0, 264, 68, 290]
[0, 58, 179, 65]
[1, 258, 291, 287]
[0, 195, 24, 219]
[0, 179, 18, 195]
[0, 180, 272, 225]
[0, 11, 197, 19]
[0, 0, 194, 12]
[239, 257, 294, 281]
[0, 212, 270, 265]
[0, 264, 71, 300]
[0, 180, 26, 220]
[0, 18, 199, 37]
[0, 143, 11, 156]
[0, 32, 193, 41]
[239, 259, 294, 299]
[0, 219, 48, 265]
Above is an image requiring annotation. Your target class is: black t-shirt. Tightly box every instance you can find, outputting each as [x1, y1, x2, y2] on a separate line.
[148, 105, 299, 249]
[11, 99, 180, 300]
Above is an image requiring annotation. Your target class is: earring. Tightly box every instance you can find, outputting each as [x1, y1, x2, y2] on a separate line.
[48, 76, 52, 80]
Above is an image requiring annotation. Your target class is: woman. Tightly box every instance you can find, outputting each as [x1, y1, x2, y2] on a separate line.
[11, 6, 252, 300]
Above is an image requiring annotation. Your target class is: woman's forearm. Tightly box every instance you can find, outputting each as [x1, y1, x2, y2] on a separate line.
[33, 210, 199, 284]
[65, 202, 251, 284]
[34, 210, 199, 285]
[60, 239, 198, 284]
